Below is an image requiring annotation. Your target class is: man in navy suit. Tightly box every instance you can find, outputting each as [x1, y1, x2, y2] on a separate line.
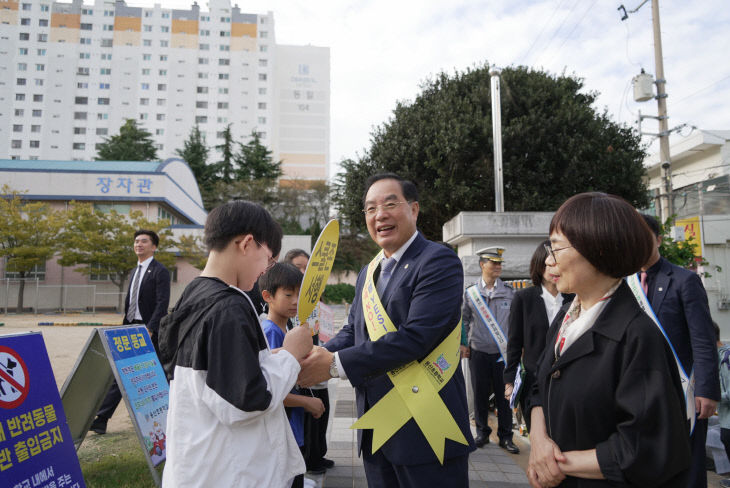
[298, 173, 474, 487]
[90, 229, 171, 434]
[641, 214, 719, 487]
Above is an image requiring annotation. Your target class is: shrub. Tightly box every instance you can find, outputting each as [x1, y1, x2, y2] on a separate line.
[321, 283, 356, 304]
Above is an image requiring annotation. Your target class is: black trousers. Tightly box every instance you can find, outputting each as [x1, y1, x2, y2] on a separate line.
[687, 416, 708, 488]
[97, 324, 158, 421]
[303, 387, 330, 467]
[469, 349, 512, 441]
[362, 436, 468, 488]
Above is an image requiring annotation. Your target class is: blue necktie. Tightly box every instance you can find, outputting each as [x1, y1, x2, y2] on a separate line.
[376, 257, 397, 297]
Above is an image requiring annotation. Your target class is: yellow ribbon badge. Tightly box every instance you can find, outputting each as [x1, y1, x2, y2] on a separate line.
[298, 220, 339, 329]
[350, 251, 468, 464]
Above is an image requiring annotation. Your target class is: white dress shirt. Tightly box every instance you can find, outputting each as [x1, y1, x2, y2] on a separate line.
[129, 256, 154, 321]
[541, 284, 563, 325]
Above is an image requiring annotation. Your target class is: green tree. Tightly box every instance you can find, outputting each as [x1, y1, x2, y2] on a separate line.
[177, 234, 208, 270]
[58, 202, 176, 311]
[215, 124, 236, 183]
[96, 119, 158, 161]
[0, 186, 63, 312]
[177, 125, 213, 188]
[235, 130, 283, 181]
[333, 64, 650, 239]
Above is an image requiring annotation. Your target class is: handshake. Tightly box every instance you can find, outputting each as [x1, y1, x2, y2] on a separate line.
[280, 326, 336, 387]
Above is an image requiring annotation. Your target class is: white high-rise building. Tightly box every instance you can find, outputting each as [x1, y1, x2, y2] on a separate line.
[0, 0, 330, 182]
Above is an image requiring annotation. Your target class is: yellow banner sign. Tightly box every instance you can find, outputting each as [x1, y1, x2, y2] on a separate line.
[298, 219, 339, 325]
[676, 216, 703, 257]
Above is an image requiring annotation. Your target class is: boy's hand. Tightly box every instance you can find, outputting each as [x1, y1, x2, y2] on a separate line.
[282, 326, 313, 362]
[298, 346, 334, 386]
[304, 397, 325, 419]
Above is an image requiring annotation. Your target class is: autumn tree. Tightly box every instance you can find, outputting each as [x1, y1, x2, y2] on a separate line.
[96, 119, 158, 161]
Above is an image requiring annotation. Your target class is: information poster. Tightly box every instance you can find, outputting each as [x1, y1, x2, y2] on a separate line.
[101, 327, 168, 466]
[0, 332, 86, 488]
[316, 303, 336, 343]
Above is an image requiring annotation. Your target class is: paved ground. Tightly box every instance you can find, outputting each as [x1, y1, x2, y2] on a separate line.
[315, 379, 530, 488]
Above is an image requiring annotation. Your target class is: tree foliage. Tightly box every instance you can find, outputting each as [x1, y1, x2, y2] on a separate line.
[96, 119, 158, 161]
[176, 125, 213, 190]
[215, 124, 237, 184]
[177, 234, 208, 270]
[0, 186, 63, 312]
[236, 130, 282, 181]
[333, 64, 650, 239]
[57, 202, 176, 311]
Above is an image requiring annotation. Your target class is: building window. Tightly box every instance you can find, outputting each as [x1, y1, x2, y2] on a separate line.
[161, 12, 170, 18]
[97, 113, 108, 120]
[219, 58, 230, 66]
[21, 18, 30, 26]
[39, 19, 48, 27]
[31, 125, 41, 133]
[157, 84, 166, 91]
[14, 109, 24, 116]
[141, 83, 150, 90]
[89, 263, 113, 281]
[160, 40, 168, 47]
[143, 54, 151, 61]
[258, 87, 267, 95]
[33, 94, 42, 102]
[82, 8, 92, 15]
[258, 73, 267, 81]
[220, 17, 230, 22]
[218, 87, 228, 94]
[195, 101, 208, 108]
[37, 33, 47, 42]
[101, 39, 113, 47]
[74, 127, 86, 134]
[100, 68, 111, 75]
[196, 86, 208, 94]
[36, 64, 44, 71]
[72, 143, 85, 150]
[195, 116, 207, 123]
[19, 33, 30, 41]
[74, 112, 87, 120]
[257, 102, 266, 110]
[19, 48, 28, 55]
[103, 24, 113, 31]
[157, 98, 166, 106]
[37, 49, 46, 56]
[198, 72, 208, 79]
[12, 125, 22, 132]
[16, 78, 26, 86]
[139, 113, 148, 120]
[220, 45, 230, 51]
[79, 52, 90, 59]
[32, 109, 42, 117]
[219, 31, 230, 37]
[17, 63, 27, 71]
[143, 39, 152, 46]
[35, 79, 44, 86]
[158, 69, 167, 76]
[199, 43, 209, 50]
[260, 45, 268, 53]
[144, 25, 152, 32]
[77, 82, 88, 89]
[40, 5, 49, 12]
[217, 102, 228, 109]
[161, 26, 169, 33]
[75, 97, 88, 104]
[29, 140, 39, 148]
[140, 98, 149, 105]
[159, 55, 167, 62]
[155, 128, 164, 135]
[258, 116, 266, 124]
[80, 37, 91, 45]
[198, 57, 208, 65]
[101, 53, 112, 60]
[258, 59, 267, 67]
[260, 31, 267, 38]
[98, 97, 110, 105]
[5, 261, 45, 280]
[16, 94, 26, 101]
[218, 73, 229, 80]
[11, 140, 22, 149]
[77, 67, 89, 76]
[99, 83, 110, 89]
[142, 68, 150, 75]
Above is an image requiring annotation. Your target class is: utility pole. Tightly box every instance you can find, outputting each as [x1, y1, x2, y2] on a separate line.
[490, 68, 504, 212]
[652, 0, 673, 219]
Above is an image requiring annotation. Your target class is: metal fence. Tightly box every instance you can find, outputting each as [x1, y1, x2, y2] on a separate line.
[1, 279, 125, 314]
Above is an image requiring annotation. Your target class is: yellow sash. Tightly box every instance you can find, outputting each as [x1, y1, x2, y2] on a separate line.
[350, 251, 468, 464]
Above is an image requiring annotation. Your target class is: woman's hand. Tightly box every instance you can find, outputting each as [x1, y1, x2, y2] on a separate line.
[504, 383, 514, 401]
[528, 407, 566, 488]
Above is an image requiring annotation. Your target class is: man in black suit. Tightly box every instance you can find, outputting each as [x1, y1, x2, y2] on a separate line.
[90, 229, 171, 434]
[641, 214, 719, 487]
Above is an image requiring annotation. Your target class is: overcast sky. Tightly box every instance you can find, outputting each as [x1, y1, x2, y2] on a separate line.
[131, 0, 729, 179]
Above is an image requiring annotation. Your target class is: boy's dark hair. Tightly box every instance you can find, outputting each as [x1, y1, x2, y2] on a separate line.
[204, 200, 282, 256]
[530, 240, 551, 287]
[362, 173, 418, 206]
[258, 262, 303, 296]
[640, 213, 661, 238]
[284, 248, 310, 262]
[550, 192, 654, 278]
[135, 229, 159, 247]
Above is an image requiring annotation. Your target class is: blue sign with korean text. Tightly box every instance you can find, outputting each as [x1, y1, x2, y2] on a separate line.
[102, 327, 168, 466]
[0, 332, 86, 488]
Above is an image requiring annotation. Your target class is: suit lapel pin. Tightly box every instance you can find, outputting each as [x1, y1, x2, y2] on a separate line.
[404, 264, 409, 269]
[658, 287, 663, 292]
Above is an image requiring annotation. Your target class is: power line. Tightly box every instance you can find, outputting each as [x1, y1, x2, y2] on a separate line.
[546, 0, 601, 66]
[519, 0, 570, 66]
[533, 0, 583, 67]
[673, 74, 730, 106]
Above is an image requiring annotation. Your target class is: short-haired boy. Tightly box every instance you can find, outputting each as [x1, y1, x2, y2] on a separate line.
[259, 263, 325, 488]
[160, 201, 312, 488]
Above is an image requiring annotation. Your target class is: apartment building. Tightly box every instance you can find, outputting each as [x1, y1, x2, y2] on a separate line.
[0, 0, 330, 181]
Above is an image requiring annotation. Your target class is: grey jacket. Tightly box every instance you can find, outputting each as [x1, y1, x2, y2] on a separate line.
[462, 278, 514, 354]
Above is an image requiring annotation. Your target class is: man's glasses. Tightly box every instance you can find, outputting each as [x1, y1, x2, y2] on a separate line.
[544, 243, 573, 263]
[362, 200, 411, 216]
[254, 239, 277, 271]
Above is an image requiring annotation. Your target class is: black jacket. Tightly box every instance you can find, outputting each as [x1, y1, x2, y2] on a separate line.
[123, 258, 170, 334]
[504, 286, 572, 384]
[530, 281, 690, 487]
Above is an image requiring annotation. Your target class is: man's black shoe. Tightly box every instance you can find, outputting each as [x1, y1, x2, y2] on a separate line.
[475, 435, 489, 448]
[499, 438, 519, 454]
[321, 458, 335, 469]
[306, 465, 327, 475]
[89, 417, 107, 435]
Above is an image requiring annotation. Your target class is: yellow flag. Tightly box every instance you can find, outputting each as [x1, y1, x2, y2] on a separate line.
[298, 219, 339, 325]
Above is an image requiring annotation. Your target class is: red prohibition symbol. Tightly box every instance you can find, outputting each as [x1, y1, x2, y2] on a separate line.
[0, 346, 31, 409]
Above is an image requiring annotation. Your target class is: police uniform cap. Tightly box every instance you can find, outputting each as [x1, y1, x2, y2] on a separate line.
[476, 246, 505, 263]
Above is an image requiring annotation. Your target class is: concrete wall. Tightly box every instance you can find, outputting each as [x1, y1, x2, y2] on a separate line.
[443, 211, 553, 287]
